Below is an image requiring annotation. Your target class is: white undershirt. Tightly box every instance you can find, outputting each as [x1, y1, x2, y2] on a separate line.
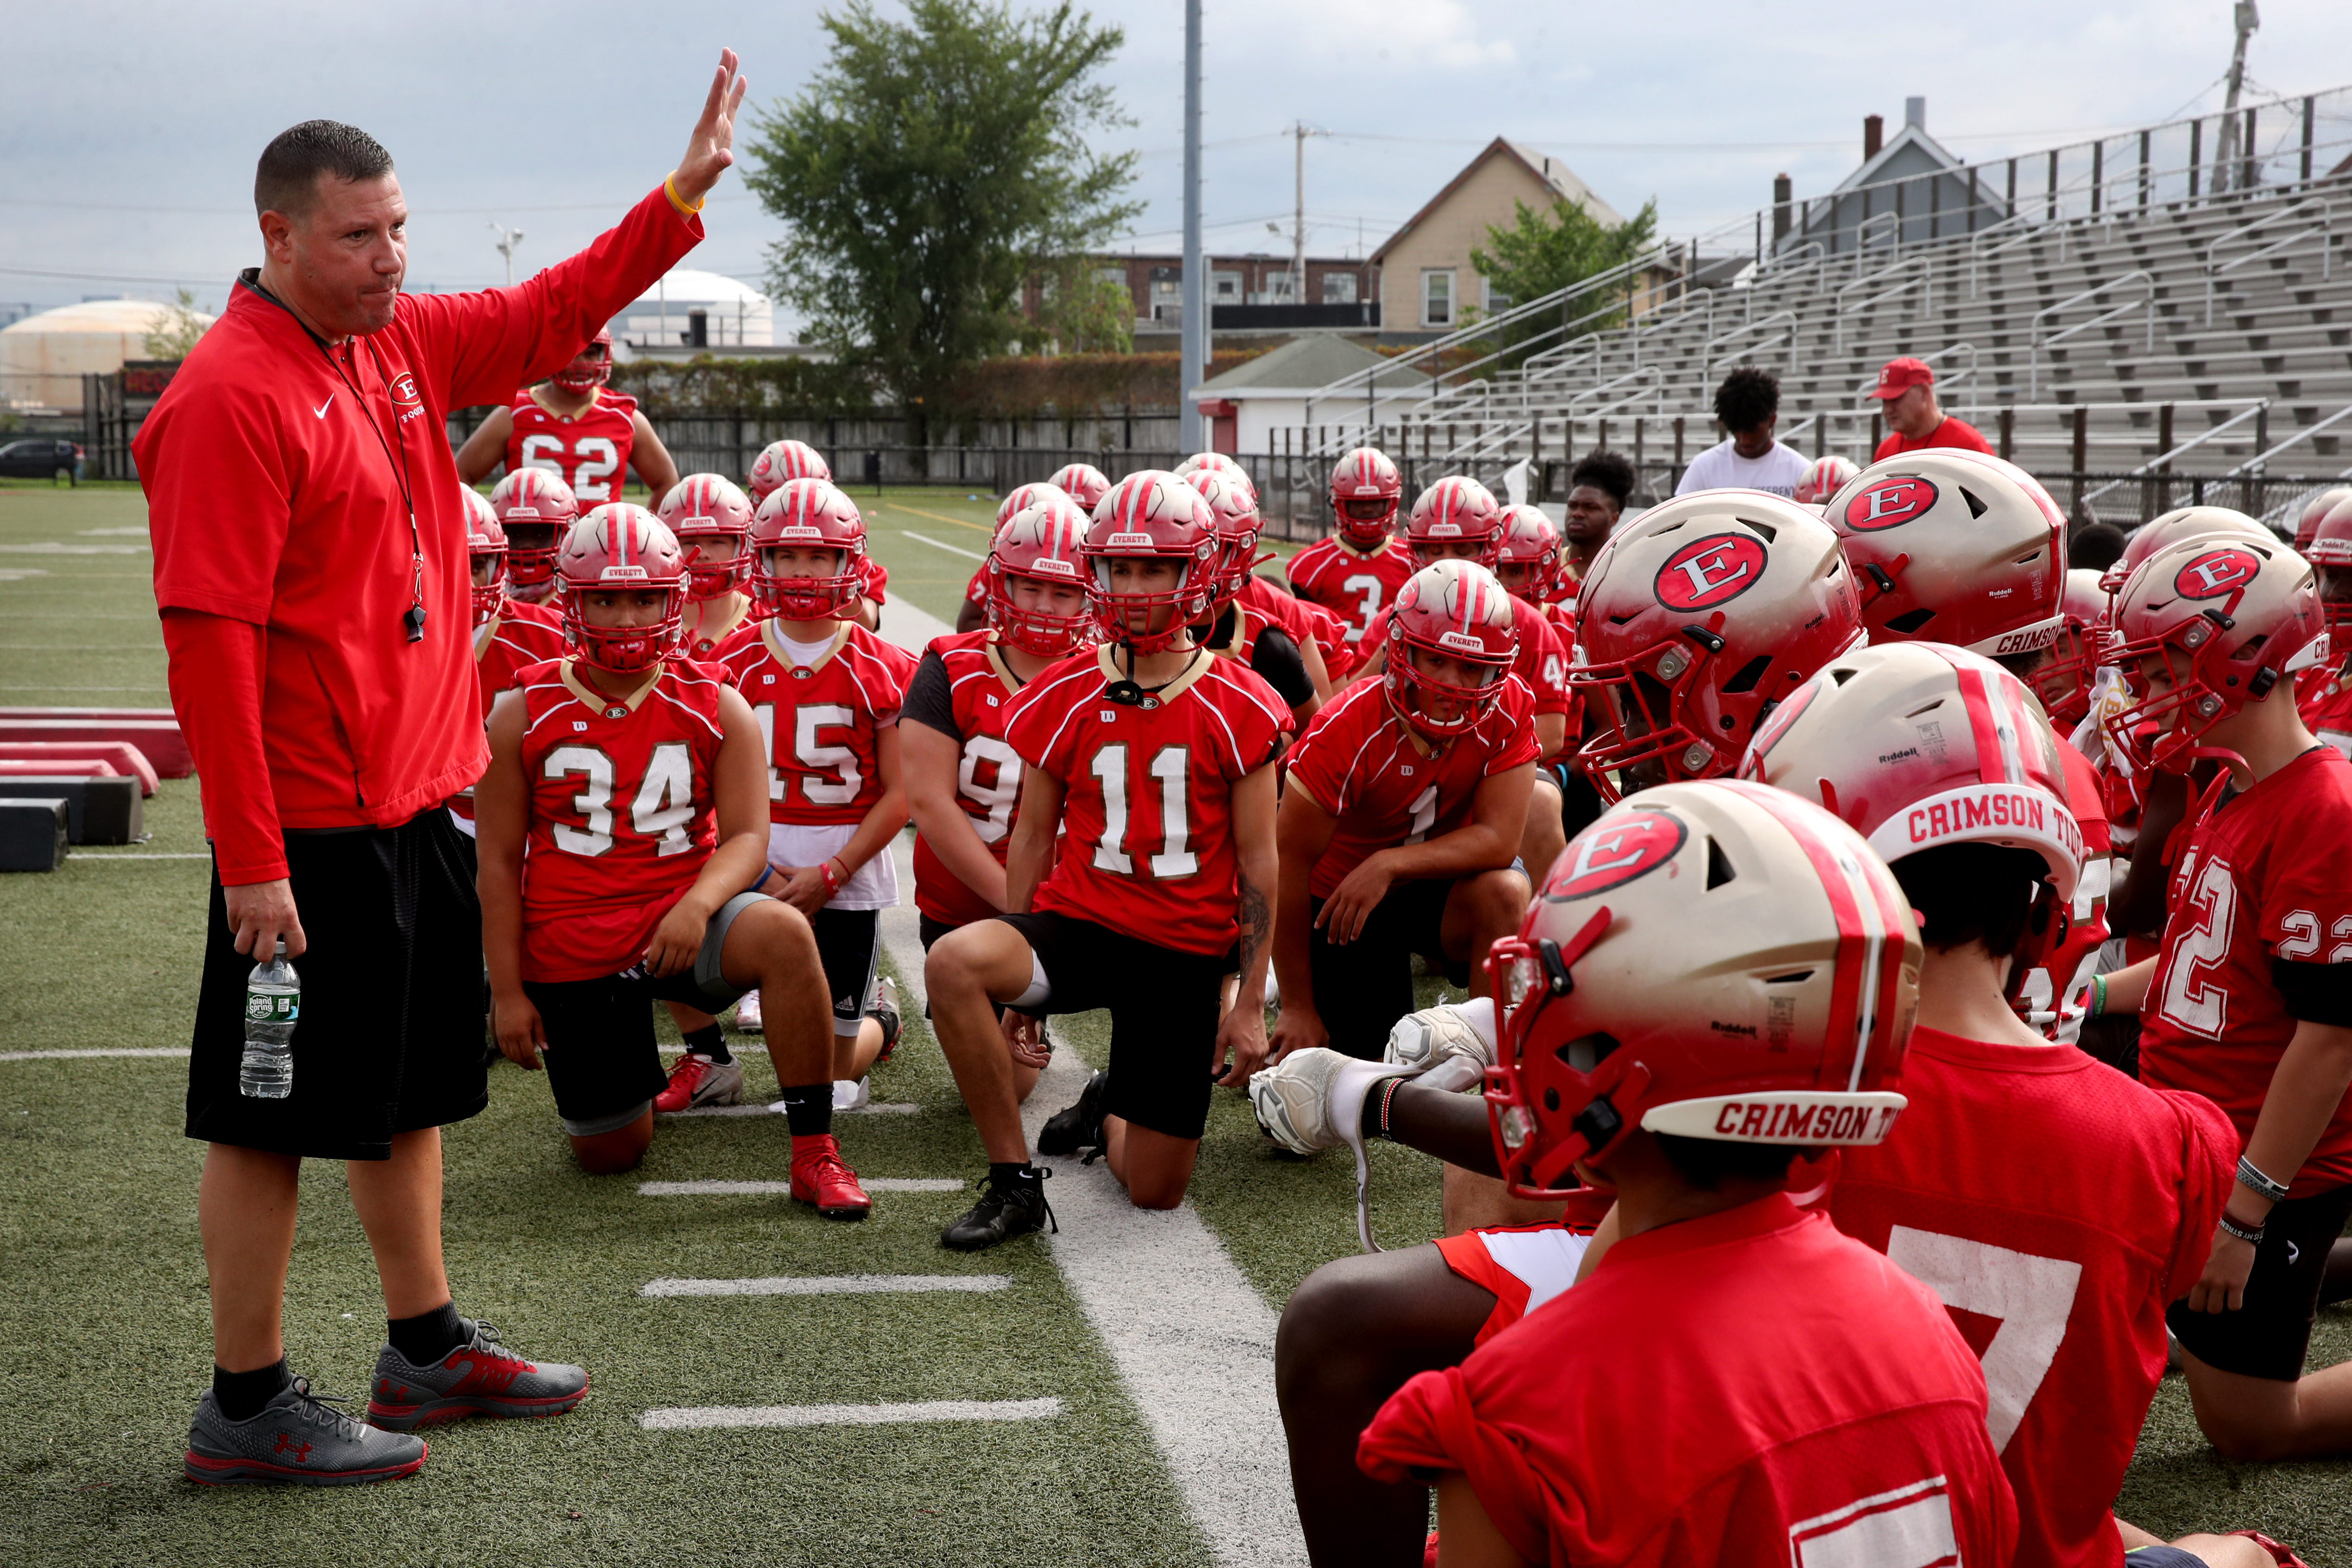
[777, 632, 834, 666]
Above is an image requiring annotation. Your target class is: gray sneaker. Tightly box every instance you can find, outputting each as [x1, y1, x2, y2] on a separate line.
[185, 1375, 427, 1486]
[366, 1319, 588, 1431]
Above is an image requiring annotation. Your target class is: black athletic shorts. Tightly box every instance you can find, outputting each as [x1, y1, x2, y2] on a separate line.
[523, 890, 768, 1137]
[186, 809, 488, 1162]
[1308, 880, 1471, 1061]
[994, 910, 1234, 1141]
[813, 906, 880, 1037]
[2167, 1182, 2352, 1381]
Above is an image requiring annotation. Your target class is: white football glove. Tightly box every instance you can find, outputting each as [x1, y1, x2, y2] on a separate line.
[1250, 1048, 1416, 1252]
[1382, 1002, 1497, 1094]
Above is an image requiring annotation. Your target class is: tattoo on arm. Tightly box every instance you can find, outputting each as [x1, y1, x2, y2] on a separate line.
[1238, 873, 1271, 974]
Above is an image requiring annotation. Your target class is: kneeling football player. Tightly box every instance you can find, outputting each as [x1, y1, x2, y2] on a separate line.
[474, 506, 871, 1217]
[926, 471, 1290, 1246]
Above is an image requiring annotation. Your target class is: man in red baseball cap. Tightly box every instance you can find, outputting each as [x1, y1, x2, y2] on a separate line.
[1870, 356, 1992, 461]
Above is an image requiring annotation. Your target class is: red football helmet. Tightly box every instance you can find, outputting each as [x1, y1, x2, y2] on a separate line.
[1084, 471, 1220, 653]
[750, 479, 868, 620]
[1187, 467, 1267, 610]
[1831, 449, 2065, 658]
[2103, 534, 2327, 774]
[2308, 496, 2352, 636]
[986, 494, 1095, 658]
[2026, 569, 2112, 729]
[1046, 462, 1111, 512]
[2099, 505, 2274, 599]
[1176, 452, 1252, 495]
[1570, 492, 1865, 802]
[1794, 454, 1860, 507]
[1329, 447, 1404, 549]
[2295, 487, 2352, 552]
[656, 474, 757, 602]
[996, 481, 1074, 528]
[1494, 504, 1566, 605]
[550, 327, 614, 394]
[1482, 780, 1919, 1199]
[556, 504, 687, 673]
[1382, 560, 1518, 737]
[1405, 476, 1505, 568]
[464, 491, 507, 627]
[489, 468, 580, 592]
[746, 439, 833, 505]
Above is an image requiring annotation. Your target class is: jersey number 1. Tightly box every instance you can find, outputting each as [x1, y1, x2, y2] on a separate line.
[1091, 743, 1197, 878]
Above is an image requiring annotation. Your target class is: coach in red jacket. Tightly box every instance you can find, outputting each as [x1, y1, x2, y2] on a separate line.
[136, 54, 746, 1481]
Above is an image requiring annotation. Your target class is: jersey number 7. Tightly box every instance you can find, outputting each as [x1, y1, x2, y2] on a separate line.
[1886, 1225, 2082, 1453]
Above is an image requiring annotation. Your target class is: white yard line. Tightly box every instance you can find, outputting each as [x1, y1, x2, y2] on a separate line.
[0, 1047, 189, 1061]
[660, 1100, 919, 1118]
[899, 529, 987, 563]
[640, 1273, 1009, 1298]
[70, 853, 209, 861]
[637, 1177, 965, 1196]
[877, 836, 1307, 1568]
[640, 1397, 1060, 1431]
[877, 593, 956, 656]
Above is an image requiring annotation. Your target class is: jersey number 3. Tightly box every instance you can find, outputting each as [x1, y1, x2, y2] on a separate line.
[543, 742, 695, 857]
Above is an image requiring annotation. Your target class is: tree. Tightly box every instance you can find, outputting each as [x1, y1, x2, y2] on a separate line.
[142, 287, 211, 361]
[1470, 197, 1660, 361]
[745, 0, 1140, 440]
[1021, 259, 1135, 356]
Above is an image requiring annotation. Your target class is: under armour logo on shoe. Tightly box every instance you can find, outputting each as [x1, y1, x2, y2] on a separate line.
[446, 1350, 525, 1397]
[272, 1433, 312, 1463]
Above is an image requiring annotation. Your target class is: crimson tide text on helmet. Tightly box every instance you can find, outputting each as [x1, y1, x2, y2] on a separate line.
[1083, 470, 1220, 654]
[1405, 475, 1505, 568]
[464, 491, 507, 627]
[996, 481, 1074, 529]
[2099, 505, 2275, 599]
[556, 504, 688, 674]
[551, 327, 614, 395]
[1480, 780, 1919, 1200]
[1188, 467, 1267, 610]
[657, 474, 757, 603]
[746, 439, 833, 505]
[750, 479, 869, 620]
[2027, 569, 2112, 730]
[1569, 492, 1865, 801]
[1494, 504, 1567, 605]
[2102, 534, 2327, 775]
[490, 468, 581, 591]
[2295, 487, 2352, 552]
[1794, 454, 1860, 507]
[1329, 447, 1404, 549]
[1046, 462, 1112, 512]
[1830, 449, 2066, 658]
[1382, 559, 1519, 738]
[986, 493, 1096, 659]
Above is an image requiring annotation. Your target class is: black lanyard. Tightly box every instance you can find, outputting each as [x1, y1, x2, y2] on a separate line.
[320, 337, 428, 643]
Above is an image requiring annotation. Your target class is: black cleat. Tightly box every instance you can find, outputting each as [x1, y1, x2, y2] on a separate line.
[941, 1167, 1056, 1252]
[1037, 1070, 1108, 1158]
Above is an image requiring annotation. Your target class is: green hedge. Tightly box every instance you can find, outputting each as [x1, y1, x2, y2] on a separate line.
[611, 348, 1265, 421]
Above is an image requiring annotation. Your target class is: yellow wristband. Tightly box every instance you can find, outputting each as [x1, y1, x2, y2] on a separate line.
[664, 174, 705, 217]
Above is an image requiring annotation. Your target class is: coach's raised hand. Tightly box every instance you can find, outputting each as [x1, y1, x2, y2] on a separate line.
[670, 47, 748, 208]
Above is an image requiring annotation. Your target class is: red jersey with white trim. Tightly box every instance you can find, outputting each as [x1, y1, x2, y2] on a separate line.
[504, 386, 638, 507]
[1825, 1028, 2234, 1568]
[860, 556, 890, 604]
[964, 564, 990, 609]
[1295, 597, 1361, 683]
[910, 630, 1029, 929]
[1287, 534, 1414, 648]
[1287, 675, 1540, 898]
[514, 657, 729, 983]
[2016, 741, 2114, 1043]
[2298, 663, 2352, 760]
[717, 620, 917, 827]
[1005, 646, 1290, 957]
[1358, 1196, 2016, 1568]
[2141, 746, 2352, 1195]
[679, 592, 758, 660]
[448, 608, 568, 823]
[1366, 596, 1571, 717]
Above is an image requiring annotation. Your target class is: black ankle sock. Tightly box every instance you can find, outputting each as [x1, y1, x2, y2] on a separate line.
[684, 1022, 732, 1065]
[388, 1301, 467, 1367]
[213, 1357, 291, 1422]
[778, 1083, 833, 1138]
[989, 1161, 1036, 1185]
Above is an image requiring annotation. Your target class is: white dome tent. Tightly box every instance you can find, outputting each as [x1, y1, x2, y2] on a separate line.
[0, 298, 214, 409]
[609, 268, 774, 353]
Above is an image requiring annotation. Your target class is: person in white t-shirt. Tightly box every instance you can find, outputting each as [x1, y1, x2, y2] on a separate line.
[1673, 367, 1811, 498]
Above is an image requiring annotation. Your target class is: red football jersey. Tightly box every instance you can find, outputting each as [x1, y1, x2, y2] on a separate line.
[1827, 1029, 2234, 1568]
[717, 620, 917, 827]
[2016, 740, 2115, 1043]
[1005, 646, 1290, 957]
[2299, 662, 2352, 760]
[1365, 596, 1571, 718]
[1294, 598, 1361, 684]
[1359, 1196, 2016, 1568]
[514, 658, 729, 982]
[1286, 674, 1540, 898]
[1287, 534, 1415, 647]
[910, 630, 1030, 929]
[679, 592, 758, 660]
[964, 564, 990, 608]
[2141, 746, 2352, 1194]
[504, 386, 639, 507]
[449, 609, 569, 824]
[860, 556, 890, 604]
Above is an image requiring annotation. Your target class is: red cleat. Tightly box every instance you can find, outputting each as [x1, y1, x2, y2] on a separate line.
[653, 1052, 743, 1114]
[790, 1134, 871, 1220]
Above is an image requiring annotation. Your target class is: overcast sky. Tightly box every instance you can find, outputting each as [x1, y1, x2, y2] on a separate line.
[6, 0, 2351, 328]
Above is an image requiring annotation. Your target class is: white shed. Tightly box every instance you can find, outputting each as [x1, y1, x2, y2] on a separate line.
[610, 268, 775, 351]
[1189, 335, 1429, 458]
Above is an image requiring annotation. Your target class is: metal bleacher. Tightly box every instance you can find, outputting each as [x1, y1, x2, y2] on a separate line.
[1286, 85, 2352, 531]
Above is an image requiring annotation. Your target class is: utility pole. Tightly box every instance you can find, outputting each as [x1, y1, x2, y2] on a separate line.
[2212, 0, 2260, 193]
[1180, 0, 1205, 452]
[487, 222, 525, 287]
[1290, 122, 1327, 308]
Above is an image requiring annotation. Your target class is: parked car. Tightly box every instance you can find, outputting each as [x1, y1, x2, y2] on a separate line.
[0, 437, 85, 484]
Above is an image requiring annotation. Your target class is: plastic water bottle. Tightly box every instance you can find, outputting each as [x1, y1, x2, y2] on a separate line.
[239, 940, 300, 1100]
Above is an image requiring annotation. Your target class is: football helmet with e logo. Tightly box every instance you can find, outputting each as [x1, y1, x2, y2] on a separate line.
[1383, 559, 1518, 738]
[463, 488, 507, 627]
[1329, 447, 1405, 548]
[986, 493, 1095, 658]
[1405, 476, 1505, 568]
[657, 474, 756, 602]
[746, 439, 832, 505]
[1084, 471, 1219, 653]
[750, 479, 868, 620]
[1831, 449, 2065, 658]
[490, 468, 580, 592]
[556, 504, 687, 674]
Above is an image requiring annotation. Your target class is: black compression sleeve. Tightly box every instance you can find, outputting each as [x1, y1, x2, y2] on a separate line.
[900, 650, 959, 739]
[1249, 626, 1313, 707]
[2273, 959, 2352, 1028]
